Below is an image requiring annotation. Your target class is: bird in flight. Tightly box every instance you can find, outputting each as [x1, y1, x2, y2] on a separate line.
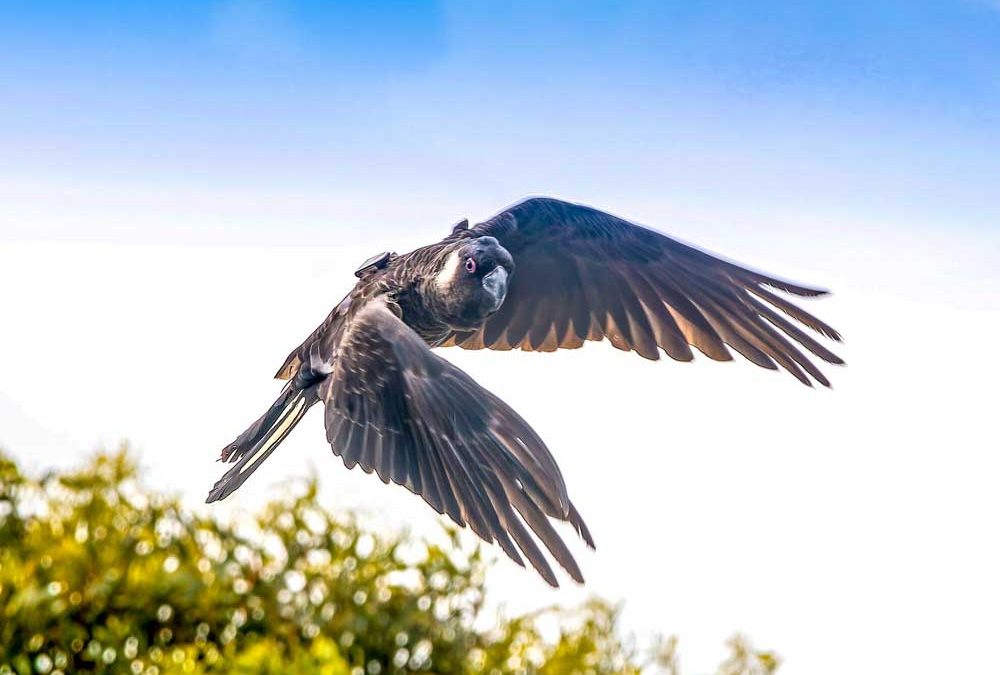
[207, 197, 843, 586]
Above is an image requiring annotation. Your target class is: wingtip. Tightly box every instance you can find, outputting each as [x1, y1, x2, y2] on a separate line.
[568, 502, 595, 550]
[534, 559, 560, 588]
[541, 571, 560, 588]
[564, 561, 586, 585]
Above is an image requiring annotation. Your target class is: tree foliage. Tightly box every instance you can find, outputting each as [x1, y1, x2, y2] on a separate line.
[0, 448, 779, 674]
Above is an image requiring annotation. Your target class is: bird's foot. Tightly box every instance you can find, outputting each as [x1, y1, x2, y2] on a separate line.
[219, 443, 239, 463]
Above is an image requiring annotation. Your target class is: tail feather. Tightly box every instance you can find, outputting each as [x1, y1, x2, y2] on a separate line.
[206, 387, 316, 503]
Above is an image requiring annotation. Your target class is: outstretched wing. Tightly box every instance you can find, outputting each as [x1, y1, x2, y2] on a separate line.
[444, 197, 843, 387]
[321, 297, 593, 587]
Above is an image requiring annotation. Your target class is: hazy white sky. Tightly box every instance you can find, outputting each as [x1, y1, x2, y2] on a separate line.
[2, 219, 997, 674]
[2, 2, 1000, 674]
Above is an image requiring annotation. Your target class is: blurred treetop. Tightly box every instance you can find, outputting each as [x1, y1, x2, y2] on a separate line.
[0, 448, 779, 675]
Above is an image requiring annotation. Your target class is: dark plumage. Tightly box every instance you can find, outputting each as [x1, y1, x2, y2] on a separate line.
[207, 197, 843, 586]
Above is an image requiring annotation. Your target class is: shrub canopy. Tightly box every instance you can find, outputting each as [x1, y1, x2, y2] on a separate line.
[0, 449, 778, 674]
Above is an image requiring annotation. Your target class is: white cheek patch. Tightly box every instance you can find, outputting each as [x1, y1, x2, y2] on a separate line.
[434, 250, 463, 290]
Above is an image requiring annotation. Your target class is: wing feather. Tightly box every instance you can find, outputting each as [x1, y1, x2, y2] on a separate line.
[319, 298, 591, 587]
[448, 197, 842, 385]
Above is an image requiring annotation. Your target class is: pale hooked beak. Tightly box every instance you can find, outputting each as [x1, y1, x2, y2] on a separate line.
[482, 266, 509, 311]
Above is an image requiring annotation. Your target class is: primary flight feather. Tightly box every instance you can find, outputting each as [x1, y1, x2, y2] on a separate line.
[207, 197, 843, 587]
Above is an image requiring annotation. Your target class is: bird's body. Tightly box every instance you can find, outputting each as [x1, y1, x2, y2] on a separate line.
[207, 197, 843, 586]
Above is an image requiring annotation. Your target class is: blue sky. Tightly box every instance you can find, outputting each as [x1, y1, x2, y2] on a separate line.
[2, 1, 999, 243]
[1, 4, 999, 674]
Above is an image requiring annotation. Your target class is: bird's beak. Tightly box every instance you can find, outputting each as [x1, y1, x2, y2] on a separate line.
[482, 266, 509, 310]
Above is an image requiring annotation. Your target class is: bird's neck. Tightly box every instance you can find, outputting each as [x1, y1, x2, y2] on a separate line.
[393, 279, 453, 346]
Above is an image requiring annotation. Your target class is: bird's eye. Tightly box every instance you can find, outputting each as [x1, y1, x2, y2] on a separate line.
[465, 257, 477, 274]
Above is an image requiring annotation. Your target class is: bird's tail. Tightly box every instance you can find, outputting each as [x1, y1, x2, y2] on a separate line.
[206, 385, 317, 503]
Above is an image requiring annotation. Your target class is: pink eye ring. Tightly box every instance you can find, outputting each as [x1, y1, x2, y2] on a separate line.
[465, 257, 477, 274]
